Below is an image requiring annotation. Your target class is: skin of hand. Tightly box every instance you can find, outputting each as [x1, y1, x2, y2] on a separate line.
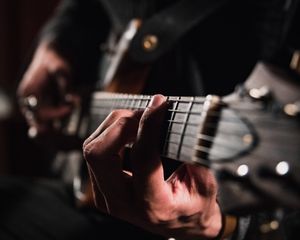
[17, 41, 76, 135]
[83, 94, 222, 239]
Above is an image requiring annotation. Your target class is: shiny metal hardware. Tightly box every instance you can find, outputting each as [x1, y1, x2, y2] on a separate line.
[249, 86, 270, 100]
[28, 126, 38, 138]
[236, 164, 249, 177]
[284, 101, 300, 117]
[290, 50, 300, 75]
[243, 134, 254, 146]
[275, 161, 290, 176]
[260, 220, 280, 234]
[142, 34, 158, 52]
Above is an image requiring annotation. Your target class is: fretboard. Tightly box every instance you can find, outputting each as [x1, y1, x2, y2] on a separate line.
[84, 91, 251, 166]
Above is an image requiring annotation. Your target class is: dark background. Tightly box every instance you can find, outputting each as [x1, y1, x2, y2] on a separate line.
[0, 0, 60, 176]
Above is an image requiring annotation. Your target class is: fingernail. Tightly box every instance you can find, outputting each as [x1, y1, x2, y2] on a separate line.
[148, 94, 166, 107]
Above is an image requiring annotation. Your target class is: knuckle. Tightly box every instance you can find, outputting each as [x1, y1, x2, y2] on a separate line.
[82, 141, 96, 161]
[143, 201, 176, 224]
[108, 109, 125, 120]
[146, 209, 174, 224]
[116, 116, 137, 134]
[115, 117, 136, 143]
[139, 105, 164, 131]
[109, 110, 120, 118]
[139, 109, 154, 128]
[82, 138, 90, 151]
[116, 116, 132, 128]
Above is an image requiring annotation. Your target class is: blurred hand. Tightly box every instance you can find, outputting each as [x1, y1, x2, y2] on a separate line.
[83, 95, 222, 239]
[17, 41, 78, 137]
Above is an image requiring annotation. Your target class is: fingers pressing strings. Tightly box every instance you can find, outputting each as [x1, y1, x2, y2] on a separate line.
[130, 95, 169, 197]
[83, 109, 143, 148]
[83, 109, 143, 215]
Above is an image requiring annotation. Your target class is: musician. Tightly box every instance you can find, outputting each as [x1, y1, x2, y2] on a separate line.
[12, 0, 300, 239]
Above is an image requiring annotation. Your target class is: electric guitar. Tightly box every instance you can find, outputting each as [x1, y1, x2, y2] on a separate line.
[58, 20, 300, 216]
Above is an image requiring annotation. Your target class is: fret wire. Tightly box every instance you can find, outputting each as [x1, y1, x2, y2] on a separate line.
[130, 95, 137, 110]
[126, 95, 134, 109]
[111, 97, 116, 112]
[177, 97, 194, 160]
[124, 95, 131, 109]
[124, 97, 130, 109]
[111, 97, 117, 112]
[137, 95, 143, 109]
[145, 97, 151, 108]
[114, 97, 119, 109]
[163, 96, 175, 156]
[162, 96, 179, 157]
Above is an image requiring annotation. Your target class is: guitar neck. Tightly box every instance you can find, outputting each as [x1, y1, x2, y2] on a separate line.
[67, 64, 300, 213]
[82, 91, 249, 167]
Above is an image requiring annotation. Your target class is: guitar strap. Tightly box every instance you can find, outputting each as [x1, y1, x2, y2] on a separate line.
[128, 0, 229, 63]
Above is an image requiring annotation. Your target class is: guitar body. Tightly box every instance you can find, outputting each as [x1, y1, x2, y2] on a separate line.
[75, 19, 150, 207]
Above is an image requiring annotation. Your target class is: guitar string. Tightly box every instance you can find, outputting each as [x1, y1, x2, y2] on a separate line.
[91, 106, 278, 128]
[89, 101, 277, 121]
[90, 104, 271, 116]
[91, 94, 207, 102]
[90, 93, 263, 111]
[88, 106, 261, 144]
[87, 95, 298, 172]
[89, 110, 279, 133]
[88, 111, 251, 161]
[87, 96, 280, 163]
[87, 116, 249, 150]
